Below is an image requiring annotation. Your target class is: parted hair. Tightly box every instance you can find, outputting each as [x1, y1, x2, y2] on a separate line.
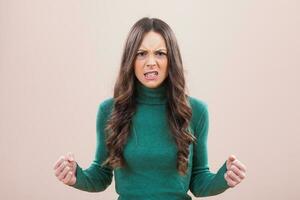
[101, 17, 197, 176]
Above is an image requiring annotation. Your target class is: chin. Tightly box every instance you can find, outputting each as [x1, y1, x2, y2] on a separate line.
[143, 81, 162, 89]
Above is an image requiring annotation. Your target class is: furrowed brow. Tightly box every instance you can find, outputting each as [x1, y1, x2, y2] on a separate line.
[156, 48, 167, 52]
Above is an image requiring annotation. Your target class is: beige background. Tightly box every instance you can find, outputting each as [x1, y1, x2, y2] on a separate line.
[1, 0, 299, 199]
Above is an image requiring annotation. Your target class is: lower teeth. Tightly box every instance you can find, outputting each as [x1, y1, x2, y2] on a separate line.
[146, 74, 156, 78]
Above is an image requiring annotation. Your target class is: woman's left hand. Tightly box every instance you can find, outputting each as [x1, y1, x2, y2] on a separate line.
[224, 155, 247, 188]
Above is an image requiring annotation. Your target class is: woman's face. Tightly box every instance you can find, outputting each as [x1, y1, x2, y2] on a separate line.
[134, 31, 168, 89]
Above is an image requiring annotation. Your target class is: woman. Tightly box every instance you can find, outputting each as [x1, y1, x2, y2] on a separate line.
[53, 17, 246, 199]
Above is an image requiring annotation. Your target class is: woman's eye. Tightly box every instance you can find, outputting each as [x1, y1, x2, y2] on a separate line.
[156, 52, 166, 57]
[137, 52, 146, 57]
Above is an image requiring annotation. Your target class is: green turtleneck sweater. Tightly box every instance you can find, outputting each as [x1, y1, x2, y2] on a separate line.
[70, 81, 230, 199]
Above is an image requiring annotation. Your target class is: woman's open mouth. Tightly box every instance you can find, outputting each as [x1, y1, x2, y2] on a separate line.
[144, 71, 158, 80]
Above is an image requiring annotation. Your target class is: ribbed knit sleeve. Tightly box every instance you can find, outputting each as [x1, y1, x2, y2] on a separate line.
[189, 102, 230, 197]
[69, 101, 113, 192]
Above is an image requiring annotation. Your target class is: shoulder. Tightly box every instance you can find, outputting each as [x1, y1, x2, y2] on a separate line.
[187, 96, 209, 128]
[188, 96, 209, 115]
[98, 97, 115, 115]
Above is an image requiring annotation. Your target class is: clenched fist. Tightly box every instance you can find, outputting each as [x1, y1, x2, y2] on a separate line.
[224, 155, 246, 188]
[53, 152, 77, 186]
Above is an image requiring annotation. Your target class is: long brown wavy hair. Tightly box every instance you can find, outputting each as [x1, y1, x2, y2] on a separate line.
[101, 17, 197, 176]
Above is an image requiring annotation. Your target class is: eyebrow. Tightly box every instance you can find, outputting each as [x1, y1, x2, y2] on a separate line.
[137, 48, 167, 52]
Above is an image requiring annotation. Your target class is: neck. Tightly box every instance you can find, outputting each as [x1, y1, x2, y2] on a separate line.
[135, 80, 167, 105]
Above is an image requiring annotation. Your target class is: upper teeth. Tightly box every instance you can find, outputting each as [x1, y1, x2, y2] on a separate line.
[144, 71, 158, 75]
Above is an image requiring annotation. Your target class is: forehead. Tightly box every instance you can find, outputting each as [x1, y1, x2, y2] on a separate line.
[139, 31, 167, 50]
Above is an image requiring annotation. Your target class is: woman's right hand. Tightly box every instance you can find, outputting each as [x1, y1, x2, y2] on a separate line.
[53, 152, 77, 186]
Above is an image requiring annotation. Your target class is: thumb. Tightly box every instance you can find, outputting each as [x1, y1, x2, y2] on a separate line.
[229, 154, 236, 162]
[226, 154, 236, 169]
[66, 152, 75, 162]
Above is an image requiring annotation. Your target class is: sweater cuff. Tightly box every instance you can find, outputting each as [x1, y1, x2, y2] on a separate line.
[215, 160, 230, 191]
[69, 162, 85, 189]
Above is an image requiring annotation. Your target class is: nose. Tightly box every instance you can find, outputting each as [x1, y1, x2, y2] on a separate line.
[146, 54, 157, 68]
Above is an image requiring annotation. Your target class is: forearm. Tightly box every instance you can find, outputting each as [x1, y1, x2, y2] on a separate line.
[189, 161, 230, 197]
[70, 162, 113, 192]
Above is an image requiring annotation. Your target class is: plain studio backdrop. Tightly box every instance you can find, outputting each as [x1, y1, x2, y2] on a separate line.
[1, 0, 299, 199]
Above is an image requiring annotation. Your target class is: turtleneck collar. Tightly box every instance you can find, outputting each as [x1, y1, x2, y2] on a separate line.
[135, 80, 167, 105]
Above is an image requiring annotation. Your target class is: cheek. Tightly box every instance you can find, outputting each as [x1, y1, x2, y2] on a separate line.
[159, 59, 168, 76]
[134, 60, 144, 77]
